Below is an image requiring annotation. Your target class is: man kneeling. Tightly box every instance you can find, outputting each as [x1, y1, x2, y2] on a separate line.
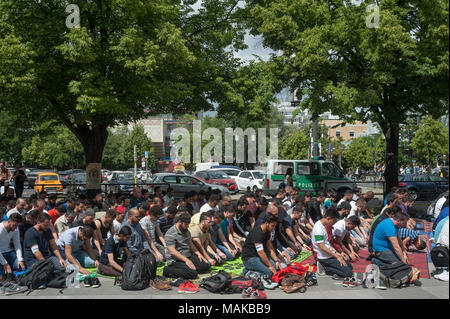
[97, 226, 132, 277]
[162, 213, 210, 279]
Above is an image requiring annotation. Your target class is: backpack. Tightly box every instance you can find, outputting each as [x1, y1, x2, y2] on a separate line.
[199, 271, 231, 293]
[19, 259, 54, 292]
[378, 261, 413, 288]
[46, 270, 72, 289]
[221, 276, 263, 294]
[121, 249, 156, 291]
[430, 244, 449, 268]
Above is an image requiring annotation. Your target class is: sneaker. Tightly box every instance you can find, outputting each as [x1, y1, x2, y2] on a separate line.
[342, 277, 356, 288]
[250, 289, 267, 299]
[433, 268, 445, 279]
[317, 261, 326, 276]
[331, 274, 342, 280]
[2, 282, 28, 296]
[91, 277, 101, 288]
[170, 277, 186, 287]
[435, 270, 449, 282]
[242, 286, 256, 298]
[83, 276, 93, 287]
[6, 273, 18, 284]
[304, 271, 318, 286]
[114, 276, 122, 286]
[178, 281, 199, 293]
[261, 275, 278, 290]
[150, 277, 172, 290]
[245, 271, 261, 282]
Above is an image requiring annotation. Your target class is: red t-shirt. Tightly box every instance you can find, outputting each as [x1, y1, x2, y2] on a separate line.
[47, 208, 59, 225]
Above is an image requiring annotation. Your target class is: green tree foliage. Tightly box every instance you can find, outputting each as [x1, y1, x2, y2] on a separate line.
[118, 125, 155, 169]
[0, 111, 31, 164]
[0, 0, 248, 177]
[411, 116, 449, 164]
[279, 129, 309, 160]
[244, 0, 449, 193]
[22, 126, 85, 169]
[345, 136, 377, 170]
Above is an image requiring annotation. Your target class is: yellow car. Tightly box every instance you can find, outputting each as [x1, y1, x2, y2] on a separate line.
[34, 172, 64, 194]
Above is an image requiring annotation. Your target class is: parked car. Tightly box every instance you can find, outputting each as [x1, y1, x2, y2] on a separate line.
[150, 173, 230, 199]
[34, 172, 64, 194]
[194, 170, 238, 194]
[27, 169, 55, 189]
[208, 167, 243, 179]
[398, 174, 449, 201]
[71, 173, 87, 196]
[262, 159, 355, 197]
[107, 171, 138, 195]
[101, 169, 112, 182]
[234, 170, 265, 192]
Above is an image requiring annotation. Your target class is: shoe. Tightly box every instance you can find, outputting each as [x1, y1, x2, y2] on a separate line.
[342, 277, 356, 288]
[433, 268, 445, 279]
[150, 277, 172, 290]
[250, 289, 267, 299]
[114, 276, 122, 286]
[242, 286, 256, 298]
[170, 277, 186, 287]
[331, 274, 342, 280]
[91, 277, 101, 288]
[245, 270, 261, 282]
[6, 273, 18, 284]
[435, 270, 449, 282]
[317, 261, 326, 276]
[261, 275, 278, 290]
[304, 271, 318, 286]
[2, 282, 28, 295]
[83, 276, 93, 287]
[178, 281, 199, 293]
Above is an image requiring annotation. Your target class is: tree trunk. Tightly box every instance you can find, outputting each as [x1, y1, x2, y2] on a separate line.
[68, 123, 109, 199]
[380, 120, 399, 198]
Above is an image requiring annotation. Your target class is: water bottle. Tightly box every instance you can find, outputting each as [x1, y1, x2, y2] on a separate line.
[65, 268, 80, 288]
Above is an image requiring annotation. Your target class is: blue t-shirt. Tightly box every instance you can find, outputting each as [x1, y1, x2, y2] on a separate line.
[372, 218, 398, 252]
[435, 207, 449, 228]
[217, 219, 230, 245]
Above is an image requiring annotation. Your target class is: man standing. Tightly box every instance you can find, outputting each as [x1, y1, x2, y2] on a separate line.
[23, 213, 67, 271]
[12, 164, 26, 199]
[162, 212, 210, 279]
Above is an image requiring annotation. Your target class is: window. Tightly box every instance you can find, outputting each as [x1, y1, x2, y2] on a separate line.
[336, 131, 341, 137]
[297, 162, 320, 176]
[40, 175, 59, 181]
[322, 163, 343, 177]
[240, 172, 251, 179]
[274, 162, 294, 175]
[349, 131, 355, 137]
[163, 176, 177, 183]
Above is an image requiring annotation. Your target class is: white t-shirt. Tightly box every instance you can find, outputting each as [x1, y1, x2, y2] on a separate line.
[312, 220, 332, 260]
[348, 201, 358, 217]
[332, 219, 348, 240]
[437, 220, 449, 249]
[109, 219, 125, 237]
[434, 197, 447, 219]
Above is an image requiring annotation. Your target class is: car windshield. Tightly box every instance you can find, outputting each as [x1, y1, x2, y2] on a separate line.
[40, 175, 59, 181]
[210, 171, 230, 179]
[252, 172, 264, 179]
[117, 173, 135, 181]
[222, 170, 240, 176]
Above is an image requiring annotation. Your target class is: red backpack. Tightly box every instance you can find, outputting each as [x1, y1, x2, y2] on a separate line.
[221, 276, 263, 294]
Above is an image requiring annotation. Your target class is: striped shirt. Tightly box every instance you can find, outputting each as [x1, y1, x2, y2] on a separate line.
[398, 228, 419, 241]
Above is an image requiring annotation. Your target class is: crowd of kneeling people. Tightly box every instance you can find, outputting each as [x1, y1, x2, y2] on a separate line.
[0, 184, 445, 295]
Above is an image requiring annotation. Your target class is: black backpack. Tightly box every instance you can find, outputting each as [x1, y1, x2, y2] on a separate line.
[19, 259, 54, 292]
[121, 249, 156, 291]
[46, 270, 72, 289]
[430, 244, 449, 268]
[378, 261, 413, 288]
[199, 271, 231, 293]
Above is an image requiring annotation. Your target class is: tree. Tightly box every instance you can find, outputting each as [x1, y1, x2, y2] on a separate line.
[411, 115, 449, 165]
[279, 129, 309, 160]
[244, 0, 449, 195]
[0, 111, 31, 164]
[344, 136, 377, 170]
[118, 125, 155, 169]
[0, 0, 248, 195]
[22, 126, 85, 169]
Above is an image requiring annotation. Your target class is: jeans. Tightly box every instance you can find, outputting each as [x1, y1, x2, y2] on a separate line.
[319, 257, 353, 278]
[60, 249, 96, 271]
[0, 251, 19, 277]
[15, 184, 24, 198]
[371, 249, 401, 268]
[216, 244, 234, 260]
[350, 230, 364, 246]
[242, 257, 276, 276]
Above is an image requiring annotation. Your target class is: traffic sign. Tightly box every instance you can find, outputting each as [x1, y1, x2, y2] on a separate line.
[145, 151, 149, 159]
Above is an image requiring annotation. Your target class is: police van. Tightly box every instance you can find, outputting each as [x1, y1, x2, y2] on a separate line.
[262, 159, 355, 196]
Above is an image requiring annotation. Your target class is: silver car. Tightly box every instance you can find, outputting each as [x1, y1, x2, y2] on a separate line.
[149, 173, 230, 199]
